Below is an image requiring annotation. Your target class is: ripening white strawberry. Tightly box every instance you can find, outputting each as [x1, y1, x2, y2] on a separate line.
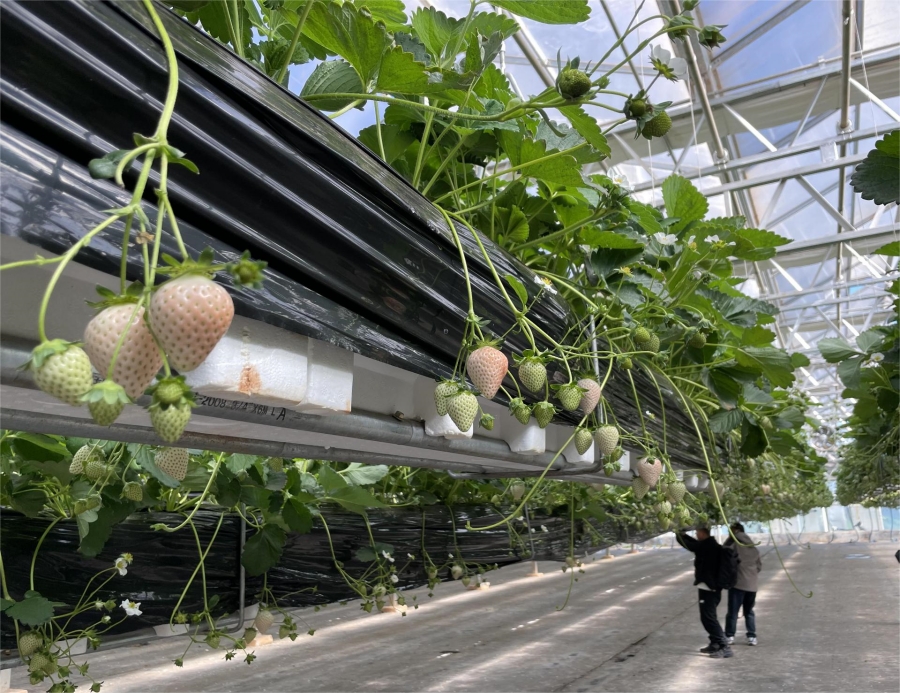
[254, 609, 275, 634]
[149, 275, 234, 372]
[509, 481, 525, 501]
[636, 457, 662, 487]
[27, 340, 93, 406]
[466, 345, 508, 399]
[594, 425, 619, 456]
[577, 378, 601, 413]
[574, 428, 593, 455]
[632, 476, 650, 500]
[155, 447, 189, 481]
[18, 631, 43, 657]
[84, 305, 162, 399]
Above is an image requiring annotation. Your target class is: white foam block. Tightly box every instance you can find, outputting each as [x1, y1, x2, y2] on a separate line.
[185, 316, 308, 407]
[293, 339, 354, 415]
[501, 415, 545, 455]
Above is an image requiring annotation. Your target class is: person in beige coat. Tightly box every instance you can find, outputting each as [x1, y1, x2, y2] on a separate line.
[724, 523, 762, 646]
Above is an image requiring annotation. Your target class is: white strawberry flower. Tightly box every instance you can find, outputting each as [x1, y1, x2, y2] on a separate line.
[381, 550, 394, 563]
[120, 599, 142, 616]
[533, 275, 558, 295]
[114, 556, 129, 576]
[540, 525, 549, 532]
[448, 553, 454, 558]
[706, 234, 721, 244]
[101, 615, 111, 623]
[608, 167, 634, 192]
[650, 45, 687, 81]
[407, 553, 415, 560]
[94, 600, 105, 610]
[529, 527, 536, 533]
[871, 352, 885, 363]
[653, 232, 678, 246]
[390, 574, 399, 584]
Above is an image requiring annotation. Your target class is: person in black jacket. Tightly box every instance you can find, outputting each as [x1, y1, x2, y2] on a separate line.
[676, 528, 733, 658]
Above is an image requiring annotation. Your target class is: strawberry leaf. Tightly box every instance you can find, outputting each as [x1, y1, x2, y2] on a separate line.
[241, 524, 285, 576]
[5, 594, 54, 626]
[88, 150, 129, 179]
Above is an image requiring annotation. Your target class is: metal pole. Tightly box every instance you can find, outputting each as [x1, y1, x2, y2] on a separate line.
[523, 503, 542, 576]
[836, 0, 856, 332]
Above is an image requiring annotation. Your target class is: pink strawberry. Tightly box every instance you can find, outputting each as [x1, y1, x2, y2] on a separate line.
[149, 275, 234, 372]
[636, 457, 662, 487]
[466, 345, 508, 399]
[84, 304, 162, 399]
[577, 378, 601, 413]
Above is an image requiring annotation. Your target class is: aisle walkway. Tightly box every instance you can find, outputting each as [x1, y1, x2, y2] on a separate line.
[13, 541, 899, 692]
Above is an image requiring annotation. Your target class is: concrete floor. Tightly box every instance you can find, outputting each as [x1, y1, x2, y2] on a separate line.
[11, 541, 899, 692]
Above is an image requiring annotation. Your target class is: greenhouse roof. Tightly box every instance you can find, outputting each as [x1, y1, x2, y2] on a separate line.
[315, 0, 900, 427]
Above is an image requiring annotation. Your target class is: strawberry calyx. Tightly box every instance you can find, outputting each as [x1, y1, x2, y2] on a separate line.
[23, 339, 80, 371]
[81, 379, 131, 406]
[511, 348, 547, 365]
[86, 282, 145, 310]
[226, 250, 268, 289]
[146, 376, 195, 409]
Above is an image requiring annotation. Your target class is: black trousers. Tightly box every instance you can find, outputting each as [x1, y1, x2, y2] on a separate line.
[725, 588, 757, 638]
[698, 589, 727, 646]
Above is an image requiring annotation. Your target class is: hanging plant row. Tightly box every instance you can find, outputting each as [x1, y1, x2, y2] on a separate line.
[0, 1, 836, 690]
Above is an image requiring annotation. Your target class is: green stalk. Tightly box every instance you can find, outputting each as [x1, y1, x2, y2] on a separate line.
[274, 0, 314, 84]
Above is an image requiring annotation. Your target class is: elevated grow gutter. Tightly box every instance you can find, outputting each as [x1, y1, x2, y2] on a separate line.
[0, 0, 707, 474]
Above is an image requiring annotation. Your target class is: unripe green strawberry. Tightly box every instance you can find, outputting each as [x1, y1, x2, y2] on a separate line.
[658, 513, 671, 530]
[624, 96, 648, 119]
[642, 111, 672, 138]
[18, 631, 43, 657]
[74, 499, 89, 515]
[509, 481, 526, 501]
[556, 384, 582, 412]
[518, 360, 547, 393]
[28, 340, 93, 406]
[647, 334, 661, 353]
[70, 444, 99, 474]
[632, 326, 651, 347]
[533, 401, 555, 428]
[593, 425, 619, 456]
[254, 609, 275, 635]
[206, 632, 220, 649]
[123, 482, 143, 502]
[558, 68, 591, 99]
[620, 356, 633, 370]
[434, 381, 457, 416]
[150, 401, 192, 443]
[87, 393, 126, 427]
[155, 447, 189, 482]
[657, 500, 672, 514]
[574, 428, 593, 455]
[447, 391, 478, 432]
[85, 458, 107, 481]
[760, 416, 773, 430]
[84, 495, 101, 510]
[268, 458, 284, 473]
[512, 402, 531, 425]
[155, 380, 185, 406]
[450, 565, 464, 580]
[28, 651, 51, 674]
[666, 481, 686, 504]
[479, 413, 495, 430]
[632, 477, 650, 500]
[688, 331, 707, 349]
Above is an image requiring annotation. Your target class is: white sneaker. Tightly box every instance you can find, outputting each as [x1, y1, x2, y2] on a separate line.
[747, 636, 758, 646]
[726, 636, 734, 645]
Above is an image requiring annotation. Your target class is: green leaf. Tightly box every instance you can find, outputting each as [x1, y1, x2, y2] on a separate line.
[227, 453, 257, 475]
[354, 541, 394, 563]
[790, 352, 811, 368]
[376, 46, 429, 93]
[521, 153, 583, 187]
[240, 485, 272, 509]
[300, 60, 365, 111]
[489, 0, 590, 24]
[702, 368, 742, 408]
[168, 157, 200, 174]
[584, 230, 644, 250]
[216, 477, 242, 508]
[80, 499, 135, 557]
[316, 465, 346, 494]
[662, 175, 708, 234]
[837, 355, 864, 390]
[773, 406, 805, 430]
[410, 7, 466, 63]
[589, 247, 644, 278]
[9, 486, 47, 518]
[198, 1, 252, 50]
[740, 419, 768, 458]
[302, 1, 387, 85]
[357, 123, 415, 164]
[734, 347, 795, 388]
[874, 241, 900, 256]
[11, 433, 69, 462]
[282, 497, 313, 534]
[876, 387, 899, 413]
[328, 486, 386, 514]
[241, 524, 286, 577]
[5, 594, 54, 626]
[626, 200, 663, 236]
[850, 130, 900, 206]
[818, 337, 860, 363]
[88, 150, 129, 179]
[339, 463, 390, 486]
[559, 106, 610, 158]
[741, 325, 776, 347]
[505, 274, 528, 309]
[134, 447, 180, 488]
[856, 329, 884, 354]
[728, 227, 791, 261]
[350, 0, 408, 33]
[708, 408, 744, 433]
